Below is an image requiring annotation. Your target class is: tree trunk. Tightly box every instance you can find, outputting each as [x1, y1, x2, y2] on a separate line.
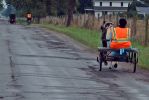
[66, 0, 76, 27]
[116, 12, 119, 26]
[103, 12, 105, 21]
[46, 0, 51, 16]
[133, 15, 137, 38]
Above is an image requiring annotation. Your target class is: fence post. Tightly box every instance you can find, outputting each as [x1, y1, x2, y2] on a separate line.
[116, 12, 119, 26]
[103, 12, 105, 21]
[133, 15, 137, 37]
[77, 13, 79, 26]
[109, 14, 112, 22]
[145, 14, 149, 46]
[92, 15, 95, 29]
[65, 16, 67, 25]
[84, 14, 86, 26]
[98, 14, 100, 21]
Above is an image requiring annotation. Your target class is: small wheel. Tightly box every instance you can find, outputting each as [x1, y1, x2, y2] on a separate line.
[133, 53, 137, 73]
[114, 63, 118, 68]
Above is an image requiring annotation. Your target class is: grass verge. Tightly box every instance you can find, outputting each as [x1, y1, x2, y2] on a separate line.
[37, 23, 149, 69]
[16, 18, 26, 25]
[132, 41, 149, 69]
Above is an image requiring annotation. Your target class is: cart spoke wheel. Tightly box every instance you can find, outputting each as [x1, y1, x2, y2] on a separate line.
[98, 52, 103, 71]
[133, 53, 137, 73]
[99, 59, 102, 71]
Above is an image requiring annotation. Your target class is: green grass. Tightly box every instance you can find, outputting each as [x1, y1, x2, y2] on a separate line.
[36, 23, 149, 69]
[139, 47, 149, 69]
[16, 19, 26, 25]
[132, 42, 149, 69]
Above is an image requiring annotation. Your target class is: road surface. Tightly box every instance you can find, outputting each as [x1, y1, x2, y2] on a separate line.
[0, 20, 149, 100]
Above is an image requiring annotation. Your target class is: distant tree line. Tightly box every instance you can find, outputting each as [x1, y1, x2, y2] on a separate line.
[0, 0, 3, 10]
[4, 0, 93, 26]
[144, 0, 149, 4]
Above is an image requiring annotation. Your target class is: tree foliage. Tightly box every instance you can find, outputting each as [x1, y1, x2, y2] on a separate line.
[66, 0, 76, 26]
[5, 0, 93, 25]
[0, 0, 3, 10]
[127, 0, 149, 17]
[5, 0, 93, 16]
[77, 0, 93, 13]
[144, 0, 149, 4]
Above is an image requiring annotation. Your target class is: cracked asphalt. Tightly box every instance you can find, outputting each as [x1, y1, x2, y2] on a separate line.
[0, 20, 149, 100]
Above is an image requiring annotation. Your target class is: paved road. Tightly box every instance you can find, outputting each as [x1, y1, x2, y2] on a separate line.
[0, 20, 149, 100]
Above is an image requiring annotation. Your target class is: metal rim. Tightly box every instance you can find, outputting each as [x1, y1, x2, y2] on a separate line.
[133, 53, 137, 73]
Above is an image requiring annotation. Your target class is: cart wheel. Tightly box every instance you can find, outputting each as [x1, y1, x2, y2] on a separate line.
[98, 52, 103, 71]
[130, 52, 133, 63]
[99, 58, 103, 71]
[133, 53, 137, 73]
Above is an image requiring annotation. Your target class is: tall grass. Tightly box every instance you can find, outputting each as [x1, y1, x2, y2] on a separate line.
[132, 41, 149, 69]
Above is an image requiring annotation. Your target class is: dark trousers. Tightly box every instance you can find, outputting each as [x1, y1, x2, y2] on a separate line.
[102, 40, 107, 47]
[101, 40, 108, 64]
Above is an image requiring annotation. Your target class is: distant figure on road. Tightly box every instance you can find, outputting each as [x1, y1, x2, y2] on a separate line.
[26, 12, 32, 25]
[9, 14, 16, 24]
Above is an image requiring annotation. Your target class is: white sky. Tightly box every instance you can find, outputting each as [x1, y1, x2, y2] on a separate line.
[2, 0, 7, 8]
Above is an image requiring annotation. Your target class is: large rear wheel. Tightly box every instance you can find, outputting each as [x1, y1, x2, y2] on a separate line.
[99, 58, 103, 71]
[99, 52, 103, 71]
[133, 52, 137, 73]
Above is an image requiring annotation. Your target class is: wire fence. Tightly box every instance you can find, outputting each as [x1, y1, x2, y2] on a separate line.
[39, 14, 149, 45]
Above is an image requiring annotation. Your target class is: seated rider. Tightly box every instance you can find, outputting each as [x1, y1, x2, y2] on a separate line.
[26, 12, 32, 21]
[109, 18, 131, 50]
[107, 18, 132, 68]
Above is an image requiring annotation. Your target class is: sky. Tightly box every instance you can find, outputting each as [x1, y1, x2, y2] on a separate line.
[2, 0, 7, 8]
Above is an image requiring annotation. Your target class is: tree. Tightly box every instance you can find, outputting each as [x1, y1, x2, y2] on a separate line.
[45, 0, 67, 16]
[48, 0, 57, 16]
[5, 0, 47, 22]
[0, 0, 3, 10]
[77, 0, 93, 13]
[127, 0, 148, 17]
[31, 0, 47, 23]
[45, 0, 51, 16]
[144, 0, 149, 4]
[57, 0, 67, 16]
[66, 0, 76, 27]
[5, 0, 83, 25]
